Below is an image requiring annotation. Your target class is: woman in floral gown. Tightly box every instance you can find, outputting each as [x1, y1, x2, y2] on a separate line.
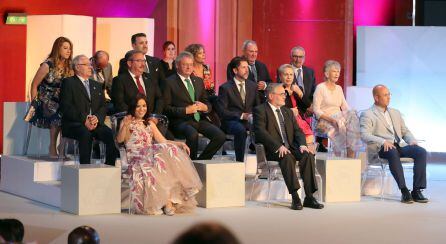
[28, 36, 74, 157]
[116, 94, 202, 215]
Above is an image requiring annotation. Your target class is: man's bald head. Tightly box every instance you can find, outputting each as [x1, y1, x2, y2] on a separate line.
[373, 84, 391, 108]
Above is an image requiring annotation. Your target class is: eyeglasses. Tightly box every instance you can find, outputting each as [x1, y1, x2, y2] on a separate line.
[273, 92, 287, 97]
[77, 63, 92, 67]
[130, 59, 146, 63]
[292, 55, 305, 59]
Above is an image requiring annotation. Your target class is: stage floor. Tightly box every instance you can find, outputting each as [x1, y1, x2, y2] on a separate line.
[1, 163, 446, 244]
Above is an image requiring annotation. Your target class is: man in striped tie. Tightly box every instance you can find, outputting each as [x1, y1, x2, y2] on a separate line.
[253, 83, 323, 210]
[163, 51, 225, 160]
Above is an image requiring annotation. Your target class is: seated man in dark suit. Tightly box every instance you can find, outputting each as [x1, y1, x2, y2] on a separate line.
[162, 51, 226, 160]
[218, 56, 260, 162]
[111, 50, 168, 136]
[360, 85, 428, 203]
[253, 83, 323, 210]
[60, 55, 119, 165]
[226, 40, 272, 102]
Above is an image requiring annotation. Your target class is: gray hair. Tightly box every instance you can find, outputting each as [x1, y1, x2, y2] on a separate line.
[323, 60, 341, 73]
[175, 51, 194, 65]
[125, 50, 144, 61]
[265, 83, 283, 98]
[242, 40, 257, 51]
[290, 46, 305, 56]
[72, 54, 88, 70]
[278, 64, 294, 76]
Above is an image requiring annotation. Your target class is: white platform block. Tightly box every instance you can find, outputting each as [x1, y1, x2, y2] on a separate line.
[61, 164, 121, 215]
[0, 155, 61, 207]
[194, 160, 245, 208]
[316, 153, 362, 202]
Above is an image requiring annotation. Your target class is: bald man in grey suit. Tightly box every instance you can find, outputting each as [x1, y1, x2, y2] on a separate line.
[360, 85, 428, 204]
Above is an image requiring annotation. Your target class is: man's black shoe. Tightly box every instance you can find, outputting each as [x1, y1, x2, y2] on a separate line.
[303, 197, 324, 209]
[411, 189, 429, 203]
[401, 188, 414, 204]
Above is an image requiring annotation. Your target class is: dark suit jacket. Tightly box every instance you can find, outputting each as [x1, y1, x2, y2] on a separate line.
[111, 71, 164, 114]
[253, 103, 306, 159]
[60, 76, 107, 130]
[162, 74, 212, 127]
[226, 59, 272, 84]
[277, 65, 316, 113]
[217, 79, 260, 121]
[118, 54, 164, 86]
[91, 62, 113, 95]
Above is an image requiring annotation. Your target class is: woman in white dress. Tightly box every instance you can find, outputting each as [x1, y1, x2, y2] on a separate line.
[312, 60, 362, 157]
[117, 94, 202, 215]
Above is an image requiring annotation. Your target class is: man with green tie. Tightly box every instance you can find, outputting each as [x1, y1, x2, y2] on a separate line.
[162, 51, 226, 160]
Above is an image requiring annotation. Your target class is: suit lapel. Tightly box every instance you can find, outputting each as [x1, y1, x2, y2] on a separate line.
[75, 76, 91, 101]
[230, 80, 245, 108]
[302, 66, 311, 94]
[265, 103, 282, 137]
[176, 74, 194, 103]
[281, 107, 294, 144]
[372, 106, 393, 133]
[388, 109, 402, 139]
[142, 73, 151, 95]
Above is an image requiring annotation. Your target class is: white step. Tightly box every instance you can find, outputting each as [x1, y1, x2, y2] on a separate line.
[0, 155, 61, 207]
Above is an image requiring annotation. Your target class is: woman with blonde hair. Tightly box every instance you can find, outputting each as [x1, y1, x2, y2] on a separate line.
[27, 36, 74, 157]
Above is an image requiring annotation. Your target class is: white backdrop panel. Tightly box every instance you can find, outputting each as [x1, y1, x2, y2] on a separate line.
[95, 18, 155, 77]
[357, 26, 446, 152]
[26, 15, 93, 101]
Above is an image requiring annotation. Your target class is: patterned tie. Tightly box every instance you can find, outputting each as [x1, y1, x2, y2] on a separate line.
[276, 108, 290, 148]
[135, 75, 145, 95]
[83, 79, 91, 99]
[296, 68, 304, 94]
[249, 64, 258, 82]
[239, 82, 246, 105]
[185, 78, 200, 121]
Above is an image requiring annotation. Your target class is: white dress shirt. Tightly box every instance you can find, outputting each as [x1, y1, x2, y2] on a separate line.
[128, 70, 146, 93]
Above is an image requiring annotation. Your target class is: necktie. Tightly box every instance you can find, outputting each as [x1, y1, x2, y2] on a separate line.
[276, 108, 290, 148]
[185, 78, 200, 121]
[144, 59, 149, 73]
[83, 80, 91, 99]
[239, 82, 246, 105]
[249, 64, 258, 82]
[296, 68, 304, 93]
[135, 76, 145, 95]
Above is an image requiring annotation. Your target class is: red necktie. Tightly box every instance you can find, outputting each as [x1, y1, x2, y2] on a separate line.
[135, 76, 145, 95]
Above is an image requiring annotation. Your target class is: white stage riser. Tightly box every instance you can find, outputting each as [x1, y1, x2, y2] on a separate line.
[0, 155, 61, 207]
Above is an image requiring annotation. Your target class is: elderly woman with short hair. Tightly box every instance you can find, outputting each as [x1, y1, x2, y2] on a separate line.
[312, 60, 362, 157]
[278, 64, 314, 145]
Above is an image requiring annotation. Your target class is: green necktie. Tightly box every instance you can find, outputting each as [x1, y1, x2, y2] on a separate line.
[185, 78, 200, 121]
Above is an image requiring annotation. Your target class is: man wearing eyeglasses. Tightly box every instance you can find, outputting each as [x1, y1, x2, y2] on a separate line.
[253, 83, 324, 210]
[277, 46, 316, 115]
[112, 50, 167, 136]
[60, 55, 119, 165]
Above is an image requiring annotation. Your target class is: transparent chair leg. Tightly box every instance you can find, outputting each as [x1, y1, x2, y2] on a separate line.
[266, 168, 272, 208]
[249, 176, 259, 201]
[74, 140, 80, 165]
[315, 174, 323, 202]
[380, 165, 386, 200]
[361, 167, 369, 195]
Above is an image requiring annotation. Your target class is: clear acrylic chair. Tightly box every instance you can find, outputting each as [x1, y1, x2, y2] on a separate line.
[361, 151, 414, 200]
[58, 137, 106, 165]
[250, 144, 324, 207]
